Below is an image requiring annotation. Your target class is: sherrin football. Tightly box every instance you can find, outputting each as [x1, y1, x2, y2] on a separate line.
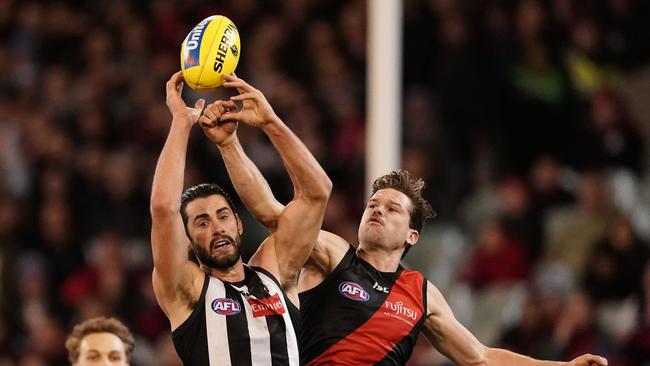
[180, 15, 240, 91]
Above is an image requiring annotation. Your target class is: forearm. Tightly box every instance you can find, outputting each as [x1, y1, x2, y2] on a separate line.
[218, 138, 283, 227]
[150, 118, 192, 211]
[261, 117, 331, 200]
[486, 348, 564, 366]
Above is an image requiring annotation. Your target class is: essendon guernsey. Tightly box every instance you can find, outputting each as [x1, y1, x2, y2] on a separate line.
[299, 246, 427, 365]
[172, 266, 300, 365]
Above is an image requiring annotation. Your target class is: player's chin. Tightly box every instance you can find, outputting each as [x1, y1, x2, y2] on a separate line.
[212, 253, 240, 269]
[360, 227, 384, 243]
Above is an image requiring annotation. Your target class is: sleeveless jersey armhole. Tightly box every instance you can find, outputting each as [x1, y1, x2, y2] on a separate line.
[299, 244, 356, 299]
[248, 265, 300, 311]
[171, 273, 209, 336]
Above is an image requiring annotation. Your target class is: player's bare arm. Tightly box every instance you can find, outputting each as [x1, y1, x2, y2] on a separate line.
[199, 74, 332, 304]
[422, 282, 608, 366]
[199, 84, 348, 294]
[298, 230, 350, 292]
[199, 101, 284, 231]
[150, 71, 206, 329]
[202, 106, 349, 292]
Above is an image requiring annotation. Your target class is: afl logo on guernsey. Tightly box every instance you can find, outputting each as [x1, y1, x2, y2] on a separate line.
[211, 298, 241, 315]
[338, 281, 370, 302]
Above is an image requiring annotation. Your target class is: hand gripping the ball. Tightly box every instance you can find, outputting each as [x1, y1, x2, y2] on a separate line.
[219, 74, 280, 128]
[198, 100, 239, 147]
[165, 71, 205, 125]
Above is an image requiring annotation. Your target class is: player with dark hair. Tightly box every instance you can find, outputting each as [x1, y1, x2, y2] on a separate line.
[65, 316, 134, 366]
[150, 72, 331, 365]
[202, 92, 609, 365]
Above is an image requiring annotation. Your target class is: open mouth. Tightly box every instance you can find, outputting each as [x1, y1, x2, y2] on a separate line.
[211, 238, 232, 250]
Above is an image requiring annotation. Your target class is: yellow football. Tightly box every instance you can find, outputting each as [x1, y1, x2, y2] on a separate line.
[180, 15, 241, 91]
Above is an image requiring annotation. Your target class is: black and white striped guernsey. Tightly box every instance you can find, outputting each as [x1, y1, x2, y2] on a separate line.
[172, 265, 300, 365]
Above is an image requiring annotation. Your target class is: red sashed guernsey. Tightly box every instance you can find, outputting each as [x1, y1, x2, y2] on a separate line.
[299, 246, 427, 365]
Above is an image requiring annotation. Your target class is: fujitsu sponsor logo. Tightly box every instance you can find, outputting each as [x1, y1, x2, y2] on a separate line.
[384, 300, 418, 321]
[247, 293, 286, 317]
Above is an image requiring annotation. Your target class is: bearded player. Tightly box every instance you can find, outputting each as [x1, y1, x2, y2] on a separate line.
[150, 71, 331, 365]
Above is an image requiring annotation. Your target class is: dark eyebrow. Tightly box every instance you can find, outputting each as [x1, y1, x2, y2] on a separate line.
[217, 207, 231, 215]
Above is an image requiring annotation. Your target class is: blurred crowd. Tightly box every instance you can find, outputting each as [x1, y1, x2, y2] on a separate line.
[0, 0, 649, 365]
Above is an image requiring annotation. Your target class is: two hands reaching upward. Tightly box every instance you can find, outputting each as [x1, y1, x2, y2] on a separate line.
[165, 71, 279, 147]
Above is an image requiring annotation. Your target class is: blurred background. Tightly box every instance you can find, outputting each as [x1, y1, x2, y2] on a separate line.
[0, 0, 649, 365]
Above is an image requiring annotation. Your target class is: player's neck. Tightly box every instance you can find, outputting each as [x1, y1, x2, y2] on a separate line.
[203, 259, 245, 282]
[356, 246, 401, 273]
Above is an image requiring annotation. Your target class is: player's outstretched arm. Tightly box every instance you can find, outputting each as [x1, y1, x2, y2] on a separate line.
[422, 282, 608, 366]
[199, 100, 284, 230]
[199, 96, 345, 294]
[218, 74, 332, 294]
[150, 71, 205, 323]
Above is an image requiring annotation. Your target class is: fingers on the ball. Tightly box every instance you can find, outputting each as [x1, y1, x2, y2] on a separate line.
[168, 71, 182, 83]
[168, 71, 183, 87]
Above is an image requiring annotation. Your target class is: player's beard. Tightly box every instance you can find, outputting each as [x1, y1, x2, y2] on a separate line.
[191, 234, 242, 270]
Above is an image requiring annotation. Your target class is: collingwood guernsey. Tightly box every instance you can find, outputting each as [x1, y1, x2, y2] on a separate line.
[172, 266, 300, 365]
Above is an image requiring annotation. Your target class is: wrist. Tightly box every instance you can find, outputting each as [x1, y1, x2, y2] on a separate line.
[171, 116, 193, 128]
[260, 115, 283, 132]
[217, 134, 239, 149]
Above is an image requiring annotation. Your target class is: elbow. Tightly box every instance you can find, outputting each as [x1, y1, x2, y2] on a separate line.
[259, 216, 279, 231]
[308, 176, 333, 202]
[149, 199, 179, 217]
[460, 345, 490, 366]
[478, 346, 493, 366]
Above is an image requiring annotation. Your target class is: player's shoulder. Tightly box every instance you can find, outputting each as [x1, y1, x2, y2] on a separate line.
[248, 235, 279, 272]
[152, 261, 206, 328]
[317, 230, 351, 268]
[318, 230, 350, 253]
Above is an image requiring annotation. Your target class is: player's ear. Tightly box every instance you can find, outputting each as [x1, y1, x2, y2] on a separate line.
[236, 213, 244, 235]
[406, 229, 419, 246]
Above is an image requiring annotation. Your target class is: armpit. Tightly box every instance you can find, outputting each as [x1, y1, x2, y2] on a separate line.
[177, 283, 197, 309]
